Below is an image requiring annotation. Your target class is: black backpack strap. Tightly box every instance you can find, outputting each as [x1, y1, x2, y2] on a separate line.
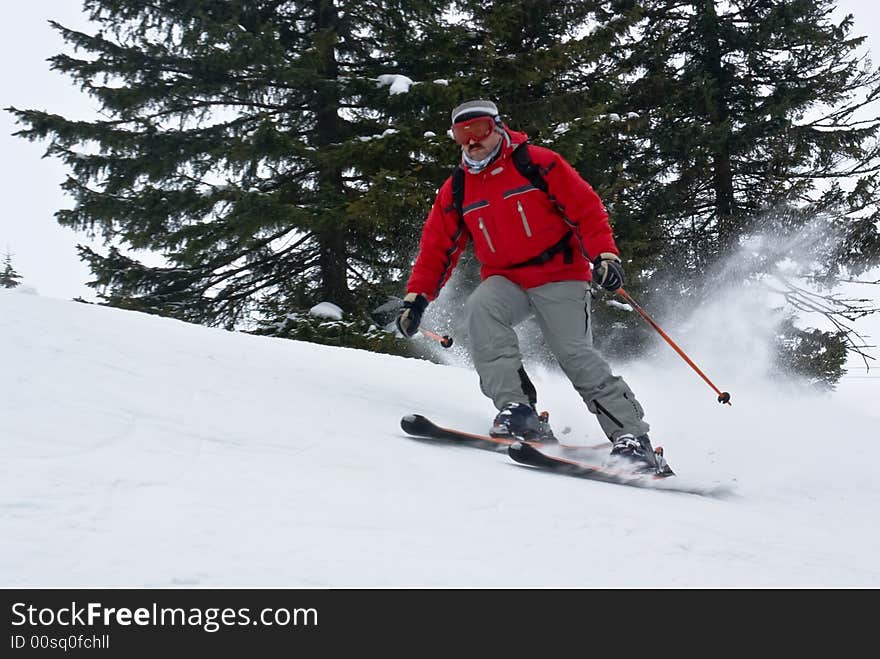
[509, 142, 572, 268]
[509, 229, 574, 268]
[511, 142, 548, 193]
[450, 165, 465, 219]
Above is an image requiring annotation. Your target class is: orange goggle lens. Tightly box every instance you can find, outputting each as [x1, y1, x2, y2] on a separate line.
[451, 116, 496, 144]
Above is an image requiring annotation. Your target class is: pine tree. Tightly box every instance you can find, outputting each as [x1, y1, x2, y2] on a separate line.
[594, 0, 880, 372]
[0, 251, 23, 289]
[7, 0, 461, 331]
[611, 0, 880, 279]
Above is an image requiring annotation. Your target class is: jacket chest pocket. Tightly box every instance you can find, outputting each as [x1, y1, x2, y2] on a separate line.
[503, 186, 543, 239]
[515, 200, 532, 237]
[477, 216, 496, 253]
[462, 200, 496, 254]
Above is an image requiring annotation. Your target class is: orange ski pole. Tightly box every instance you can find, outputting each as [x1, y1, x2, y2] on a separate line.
[617, 287, 731, 406]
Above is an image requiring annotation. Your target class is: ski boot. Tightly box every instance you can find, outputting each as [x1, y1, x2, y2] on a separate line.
[610, 433, 674, 476]
[490, 403, 556, 442]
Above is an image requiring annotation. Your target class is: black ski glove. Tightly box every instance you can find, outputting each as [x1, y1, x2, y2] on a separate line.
[396, 293, 429, 338]
[592, 252, 624, 291]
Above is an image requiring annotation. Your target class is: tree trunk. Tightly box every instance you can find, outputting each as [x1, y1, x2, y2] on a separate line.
[697, 0, 736, 250]
[313, 0, 351, 309]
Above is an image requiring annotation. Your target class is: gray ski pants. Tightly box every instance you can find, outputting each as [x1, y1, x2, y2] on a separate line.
[465, 275, 650, 439]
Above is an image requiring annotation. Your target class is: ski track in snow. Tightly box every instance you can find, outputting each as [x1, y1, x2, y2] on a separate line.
[1, 290, 878, 587]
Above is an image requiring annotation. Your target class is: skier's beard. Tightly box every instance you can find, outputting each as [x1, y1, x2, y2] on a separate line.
[462, 132, 507, 173]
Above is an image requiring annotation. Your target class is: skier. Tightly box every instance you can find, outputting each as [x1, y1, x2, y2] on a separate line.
[396, 99, 658, 469]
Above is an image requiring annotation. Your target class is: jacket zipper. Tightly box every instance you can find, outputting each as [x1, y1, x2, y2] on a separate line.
[516, 201, 532, 237]
[478, 217, 496, 253]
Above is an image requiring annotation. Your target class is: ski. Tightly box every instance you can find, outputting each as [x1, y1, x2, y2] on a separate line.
[508, 441, 732, 497]
[400, 414, 609, 454]
[400, 414, 545, 452]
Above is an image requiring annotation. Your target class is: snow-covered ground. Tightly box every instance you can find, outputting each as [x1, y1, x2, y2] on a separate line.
[1, 287, 878, 587]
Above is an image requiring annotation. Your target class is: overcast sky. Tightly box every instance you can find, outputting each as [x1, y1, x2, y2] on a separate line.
[1, 1, 97, 300]
[2, 1, 880, 302]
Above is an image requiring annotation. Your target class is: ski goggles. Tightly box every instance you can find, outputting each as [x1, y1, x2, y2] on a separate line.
[451, 115, 497, 145]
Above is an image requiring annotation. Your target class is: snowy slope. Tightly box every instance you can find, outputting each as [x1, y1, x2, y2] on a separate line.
[2, 289, 878, 587]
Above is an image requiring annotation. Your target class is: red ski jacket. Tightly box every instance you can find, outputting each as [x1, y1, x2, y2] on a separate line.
[406, 128, 619, 300]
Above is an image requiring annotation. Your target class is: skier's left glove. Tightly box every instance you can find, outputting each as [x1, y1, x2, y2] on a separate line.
[592, 253, 624, 291]
[396, 292, 429, 338]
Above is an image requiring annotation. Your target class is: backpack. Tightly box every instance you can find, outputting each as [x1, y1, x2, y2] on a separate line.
[450, 142, 573, 268]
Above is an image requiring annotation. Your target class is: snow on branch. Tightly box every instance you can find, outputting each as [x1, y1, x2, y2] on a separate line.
[376, 74, 416, 95]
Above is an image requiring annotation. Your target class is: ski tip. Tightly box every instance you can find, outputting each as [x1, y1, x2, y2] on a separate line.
[401, 413, 440, 437]
[401, 414, 428, 433]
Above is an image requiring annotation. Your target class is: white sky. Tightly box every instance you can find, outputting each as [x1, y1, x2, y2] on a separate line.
[1, 1, 98, 300]
[1, 1, 879, 302]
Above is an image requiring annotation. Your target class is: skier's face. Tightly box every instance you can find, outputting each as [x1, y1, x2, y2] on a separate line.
[460, 128, 502, 161]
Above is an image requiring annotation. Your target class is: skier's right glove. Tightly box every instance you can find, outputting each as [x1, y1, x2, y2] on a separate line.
[396, 293, 429, 338]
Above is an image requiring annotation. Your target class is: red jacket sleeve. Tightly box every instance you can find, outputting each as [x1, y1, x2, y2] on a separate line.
[405, 179, 471, 301]
[533, 147, 619, 261]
